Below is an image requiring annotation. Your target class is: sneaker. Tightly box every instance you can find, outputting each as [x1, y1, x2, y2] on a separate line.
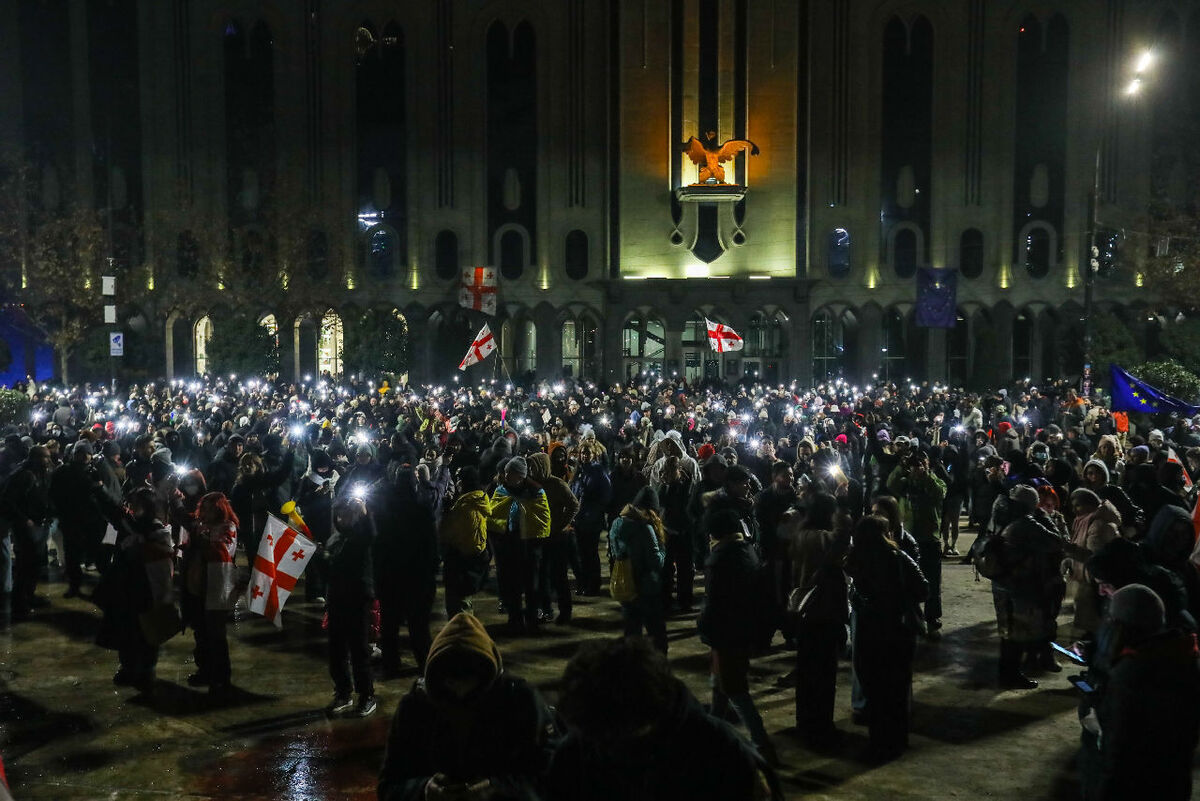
[355, 695, 378, 718]
[326, 694, 354, 715]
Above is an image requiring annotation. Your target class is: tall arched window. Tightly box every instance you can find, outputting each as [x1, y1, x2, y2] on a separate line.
[959, 228, 984, 279]
[893, 228, 919, 279]
[487, 21, 538, 267]
[435, 230, 458, 280]
[194, 316, 213, 375]
[499, 228, 527, 279]
[367, 227, 396, 279]
[224, 19, 274, 224]
[356, 21, 407, 267]
[622, 314, 666, 381]
[319, 311, 344, 377]
[811, 310, 848, 381]
[565, 230, 589, 280]
[561, 312, 599, 379]
[1022, 225, 1052, 278]
[828, 228, 851, 278]
[501, 316, 537, 376]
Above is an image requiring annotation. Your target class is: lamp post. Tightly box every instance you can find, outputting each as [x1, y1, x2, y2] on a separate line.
[1082, 49, 1155, 399]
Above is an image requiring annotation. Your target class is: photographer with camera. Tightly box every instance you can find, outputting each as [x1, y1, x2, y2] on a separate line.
[886, 448, 946, 637]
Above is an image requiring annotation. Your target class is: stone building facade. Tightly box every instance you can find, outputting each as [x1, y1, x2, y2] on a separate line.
[1, 0, 1193, 387]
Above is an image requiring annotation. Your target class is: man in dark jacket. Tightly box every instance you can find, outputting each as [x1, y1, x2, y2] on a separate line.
[204, 434, 243, 497]
[1079, 584, 1200, 801]
[546, 636, 781, 801]
[48, 441, 106, 597]
[374, 462, 450, 677]
[325, 495, 377, 719]
[4, 445, 53, 618]
[529, 453, 580, 624]
[568, 443, 611, 596]
[378, 613, 553, 801]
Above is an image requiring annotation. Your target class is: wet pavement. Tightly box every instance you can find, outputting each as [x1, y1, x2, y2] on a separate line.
[0, 529, 1187, 799]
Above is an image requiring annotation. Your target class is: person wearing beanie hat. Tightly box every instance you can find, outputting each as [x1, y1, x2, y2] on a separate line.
[990, 483, 1067, 689]
[696, 442, 717, 462]
[488, 454, 552, 632]
[1078, 583, 1200, 801]
[698, 503, 779, 766]
[378, 614, 554, 801]
[608, 485, 668, 653]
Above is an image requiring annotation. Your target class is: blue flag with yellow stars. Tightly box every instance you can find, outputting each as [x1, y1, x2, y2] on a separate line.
[1109, 364, 1200, 416]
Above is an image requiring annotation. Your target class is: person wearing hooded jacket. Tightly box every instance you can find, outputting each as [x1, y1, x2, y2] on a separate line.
[378, 613, 554, 801]
[1142, 505, 1200, 627]
[1081, 459, 1142, 538]
[440, 466, 492, 617]
[608, 486, 668, 653]
[546, 636, 782, 801]
[488, 457, 552, 632]
[324, 494, 378, 719]
[528, 452, 580, 624]
[1078, 584, 1200, 801]
[1066, 489, 1121, 639]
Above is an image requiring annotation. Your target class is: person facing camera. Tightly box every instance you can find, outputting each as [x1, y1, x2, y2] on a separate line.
[377, 613, 554, 801]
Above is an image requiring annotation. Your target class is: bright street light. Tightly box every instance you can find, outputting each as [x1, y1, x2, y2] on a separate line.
[1134, 49, 1154, 74]
[1125, 77, 1143, 96]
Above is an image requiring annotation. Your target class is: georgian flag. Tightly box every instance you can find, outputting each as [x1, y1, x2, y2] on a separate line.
[459, 267, 498, 315]
[458, 323, 497, 370]
[1167, 447, 1193, 490]
[246, 515, 316, 628]
[705, 318, 744, 353]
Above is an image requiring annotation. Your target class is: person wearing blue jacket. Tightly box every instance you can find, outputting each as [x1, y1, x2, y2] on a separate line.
[569, 440, 611, 596]
[608, 487, 667, 653]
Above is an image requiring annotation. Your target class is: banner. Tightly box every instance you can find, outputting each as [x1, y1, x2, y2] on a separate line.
[915, 267, 957, 328]
[1109, 364, 1200, 416]
[458, 267, 498, 316]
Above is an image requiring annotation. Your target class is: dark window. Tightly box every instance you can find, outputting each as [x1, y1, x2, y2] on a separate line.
[959, 228, 984, 278]
[368, 228, 396, 278]
[224, 19, 274, 225]
[356, 21, 407, 264]
[1024, 227, 1051, 278]
[565, 230, 588, 280]
[893, 228, 918, 278]
[435, 230, 459, 280]
[177, 231, 198, 278]
[827, 228, 851, 278]
[500, 229, 525, 279]
[307, 230, 328, 280]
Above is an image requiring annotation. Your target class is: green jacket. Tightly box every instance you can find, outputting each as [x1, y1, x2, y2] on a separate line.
[608, 512, 665, 599]
[887, 465, 947, 541]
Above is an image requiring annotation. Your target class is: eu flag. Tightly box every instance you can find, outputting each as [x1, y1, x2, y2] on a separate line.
[915, 267, 957, 328]
[1109, 364, 1200, 416]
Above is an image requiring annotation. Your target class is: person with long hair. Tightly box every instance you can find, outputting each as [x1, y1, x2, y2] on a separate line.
[229, 449, 293, 564]
[608, 486, 668, 653]
[845, 514, 928, 761]
[181, 492, 238, 692]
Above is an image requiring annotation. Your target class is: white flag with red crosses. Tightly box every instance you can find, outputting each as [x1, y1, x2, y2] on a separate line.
[705, 318, 744, 352]
[458, 323, 497, 371]
[246, 515, 316, 628]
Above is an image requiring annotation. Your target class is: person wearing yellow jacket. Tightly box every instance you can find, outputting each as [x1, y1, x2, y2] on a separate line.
[439, 466, 492, 617]
[488, 456, 552, 633]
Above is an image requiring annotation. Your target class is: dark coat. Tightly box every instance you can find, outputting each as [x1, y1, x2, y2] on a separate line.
[699, 538, 770, 650]
[377, 674, 553, 801]
[325, 515, 376, 603]
[545, 680, 780, 801]
[1089, 631, 1200, 801]
[569, 460, 611, 530]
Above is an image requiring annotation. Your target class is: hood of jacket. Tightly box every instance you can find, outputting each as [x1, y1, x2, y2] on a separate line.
[527, 452, 551, 481]
[424, 612, 502, 694]
[1146, 504, 1195, 563]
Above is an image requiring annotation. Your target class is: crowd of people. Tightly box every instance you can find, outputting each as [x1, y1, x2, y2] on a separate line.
[3, 371, 1200, 799]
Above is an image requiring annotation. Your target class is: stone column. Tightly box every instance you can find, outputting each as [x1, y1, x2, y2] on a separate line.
[787, 310, 811, 387]
[534, 306, 559, 381]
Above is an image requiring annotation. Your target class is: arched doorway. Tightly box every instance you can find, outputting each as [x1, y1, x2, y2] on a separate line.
[622, 313, 666, 382]
[194, 316, 213, 376]
[319, 310, 344, 377]
[561, 310, 599, 381]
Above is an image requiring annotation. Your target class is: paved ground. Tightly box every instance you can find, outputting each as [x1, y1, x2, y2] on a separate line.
[0, 526, 1172, 800]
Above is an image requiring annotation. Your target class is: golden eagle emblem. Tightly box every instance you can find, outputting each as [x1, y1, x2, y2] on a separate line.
[682, 131, 760, 185]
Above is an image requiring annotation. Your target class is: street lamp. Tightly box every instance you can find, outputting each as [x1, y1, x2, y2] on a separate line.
[1082, 48, 1155, 398]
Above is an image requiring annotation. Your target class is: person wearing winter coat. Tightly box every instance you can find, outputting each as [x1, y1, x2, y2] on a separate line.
[547, 636, 782, 801]
[1142, 505, 1200, 628]
[657, 455, 696, 612]
[229, 449, 295, 564]
[4, 445, 53, 618]
[1078, 584, 1200, 801]
[780, 491, 846, 745]
[488, 457, 552, 632]
[1081, 459, 1142, 538]
[48, 441, 106, 598]
[180, 492, 238, 692]
[528, 452, 580, 624]
[324, 494, 378, 719]
[568, 440, 611, 596]
[991, 485, 1068, 689]
[297, 448, 338, 602]
[607, 447, 647, 524]
[608, 487, 668, 653]
[845, 513, 928, 761]
[887, 451, 947, 637]
[969, 455, 1006, 534]
[378, 613, 554, 801]
[439, 466, 492, 617]
[698, 508, 779, 766]
[94, 487, 175, 694]
[374, 461, 451, 676]
[1067, 489, 1121, 638]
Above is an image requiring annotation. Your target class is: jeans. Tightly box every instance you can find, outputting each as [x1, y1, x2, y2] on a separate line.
[378, 577, 435, 672]
[660, 531, 695, 609]
[496, 538, 543, 624]
[621, 598, 667, 653]
[328, 596, 374, 697]
[573, 523, 603, 594]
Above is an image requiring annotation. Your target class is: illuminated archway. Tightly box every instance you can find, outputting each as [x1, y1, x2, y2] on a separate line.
[194, 316, 213, 375]
[319, 310, 344, 377]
